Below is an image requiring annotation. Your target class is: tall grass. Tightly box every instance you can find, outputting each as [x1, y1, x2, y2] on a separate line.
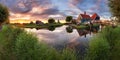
[86, 26, 120, 60]
[0, 25, 77, 60]
[86, 36, 110, 60]
[0, 25, 24, 60]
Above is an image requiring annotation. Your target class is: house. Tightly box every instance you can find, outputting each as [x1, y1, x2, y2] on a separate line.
[77, 12, 91, 23]
[91, 13, 100, 22]
[76, 12, 100, 24]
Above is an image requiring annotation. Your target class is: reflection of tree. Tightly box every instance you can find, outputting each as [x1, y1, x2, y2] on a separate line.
[36, 28, 41, 30]
[66, 26, 73, 33]
[76, 25, 100, 37]
[47, 26, 55, 31]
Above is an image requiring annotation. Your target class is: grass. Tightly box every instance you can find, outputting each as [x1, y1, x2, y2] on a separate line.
[86, 26, 120, 60]
[0, 25, 77, 60]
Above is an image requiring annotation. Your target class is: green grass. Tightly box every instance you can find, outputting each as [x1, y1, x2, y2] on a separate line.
[86, 26, 120, 60]
[86, 36, 110, 60]
[0, 25, 77, 60]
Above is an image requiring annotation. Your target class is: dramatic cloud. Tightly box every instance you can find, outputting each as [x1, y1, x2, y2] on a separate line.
[0, 0, 63, 20]
[0, 0, 111, 21]
[69, 0, 111, 19]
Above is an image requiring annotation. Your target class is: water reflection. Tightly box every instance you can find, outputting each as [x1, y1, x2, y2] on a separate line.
[47, 26, 55, 31]
[25, 25, 98, 46]
[25, 25, 99, 59]
[66, 26, 73, 33]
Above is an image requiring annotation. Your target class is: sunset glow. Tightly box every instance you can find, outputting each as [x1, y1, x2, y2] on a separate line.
[0, 0, 111, 23]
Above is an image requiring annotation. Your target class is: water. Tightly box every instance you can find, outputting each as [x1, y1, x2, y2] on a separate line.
[25, 26, 93, 48]
[25, 25, 96, 59]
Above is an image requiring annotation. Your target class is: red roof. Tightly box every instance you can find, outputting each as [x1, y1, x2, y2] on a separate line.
[80, 14, 91, 19]
[91, 13, 98, 20]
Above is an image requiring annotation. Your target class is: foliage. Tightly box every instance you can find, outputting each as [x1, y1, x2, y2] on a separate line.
[0, 25, 77, 60]
[48, 18, 55, 24]
[65, 16, 73, 22]
[86, 36, 110, 60]
[0, 4, 9, 24]
[30, 21, 34, 24]
[47, 26, 55, 31]
[100, 26, 120, 60]
[108, 0, 120, 22]
[15, 32, 61, 60]
[66, 26, 73, 33]
[0, 25, 24, 60]
[86, 26, 120, 60]
[61, 48, 77, 60]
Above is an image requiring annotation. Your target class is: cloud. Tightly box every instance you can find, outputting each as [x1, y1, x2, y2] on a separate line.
[69, 0, 111, 18]
[0, 0, 111, 20]
[0, 0, 62, 20]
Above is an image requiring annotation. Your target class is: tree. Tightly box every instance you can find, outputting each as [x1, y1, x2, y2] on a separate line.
[48, 18, 55, 24]
[35, 20, 44, 25]
[30, 21, 34, 24]
[0, 4, 9, 24]
[57, 19, 60, 23]
[108, 0, 120, 22]
[65, 16, 73, 23]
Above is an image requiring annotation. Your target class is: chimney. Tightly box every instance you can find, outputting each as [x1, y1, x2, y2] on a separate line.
[84, 11, 86, 15]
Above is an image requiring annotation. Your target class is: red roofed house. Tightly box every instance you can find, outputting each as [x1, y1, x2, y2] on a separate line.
[76, 12, 100, 24]
[91, 13, 100, 21]
[77, 12, 91, 23]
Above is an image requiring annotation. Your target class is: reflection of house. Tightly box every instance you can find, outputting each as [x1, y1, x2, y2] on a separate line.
[76, 12, 100, 24]
[77, 12, 91, 23]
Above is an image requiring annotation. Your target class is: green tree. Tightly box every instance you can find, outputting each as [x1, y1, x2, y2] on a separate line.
[48, 18, 55, 24]
[30, 21, 34, 24]
[0, 4, 9, 24]
[65, 16, 73, 23]
[108, 0, 120, 22]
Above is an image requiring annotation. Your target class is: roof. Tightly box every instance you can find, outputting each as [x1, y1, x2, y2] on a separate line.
[80, 14, 91, 19]
[91, 13, 99, 20]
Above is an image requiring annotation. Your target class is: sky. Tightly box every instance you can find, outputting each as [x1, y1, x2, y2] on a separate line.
[0, 0, 111, 21]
